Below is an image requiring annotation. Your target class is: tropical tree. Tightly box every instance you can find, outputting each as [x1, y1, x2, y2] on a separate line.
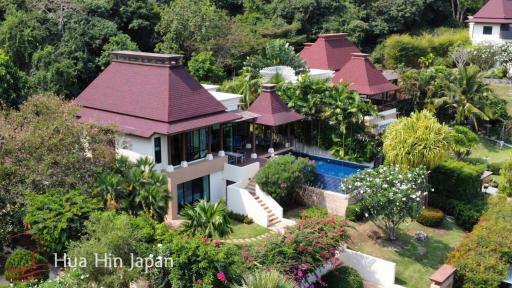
[341, 165, 429, 240]
[188, 51, 226, 83]
[98, 34, 139, 69]
[94, 156, 170, 220]
[233, 270, 295, 288]
[448, 125, 480, 160]
[498, 160, 512, 197]
[244, 39, 306, 74]
[322, 84, 377, 160]
[180, 199, 233, 238]
[428, 66, 490, 129]
[0, 51, 29, 108]
[383, 110, 450, 170]
[219, 67, 262, 109]
[24, 189, 102, 254]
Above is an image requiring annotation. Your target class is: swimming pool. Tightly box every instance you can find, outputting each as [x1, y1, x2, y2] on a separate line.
[291, 151, 369, 193]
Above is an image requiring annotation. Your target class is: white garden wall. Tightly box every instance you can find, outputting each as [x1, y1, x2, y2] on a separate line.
[210, 170, 226, 204]
[304, 248, 397, 288]
[226, 181, 268, 227]
[255, 184, 283, 219]
[223, 162, 260, 183]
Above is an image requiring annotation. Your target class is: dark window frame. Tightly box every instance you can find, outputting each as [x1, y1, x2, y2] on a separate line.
[501, 24, 510, 31]
[483, 26, 493, 35]
[177, 175, 210, 211]
[154, 137, 162, 164]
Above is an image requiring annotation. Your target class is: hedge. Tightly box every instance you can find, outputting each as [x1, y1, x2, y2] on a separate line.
[383, 28, 469, 69]
[322, 266, 363, 288]
[430, 159, 485, 203]
[428, 194, 486, 231]
[447, 196, 512, 288]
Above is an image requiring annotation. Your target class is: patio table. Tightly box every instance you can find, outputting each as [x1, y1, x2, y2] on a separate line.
[225, 151, 244, 164]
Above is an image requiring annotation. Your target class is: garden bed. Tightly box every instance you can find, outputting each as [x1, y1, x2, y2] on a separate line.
[348, 219, 465, 288]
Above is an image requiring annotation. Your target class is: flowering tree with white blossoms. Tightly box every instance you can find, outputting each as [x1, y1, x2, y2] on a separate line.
[340, 165, 430, 240]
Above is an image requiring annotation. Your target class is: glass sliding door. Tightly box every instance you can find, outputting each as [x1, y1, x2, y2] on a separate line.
[177, 175, 210, 211]
[186, 128, 208, 162]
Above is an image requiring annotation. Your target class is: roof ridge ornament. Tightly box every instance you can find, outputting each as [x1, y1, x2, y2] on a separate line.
[112, 51, 183, 67]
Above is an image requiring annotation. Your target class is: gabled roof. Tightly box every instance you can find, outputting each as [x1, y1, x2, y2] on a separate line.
[299, 33, 361, 71]
[77, 51, 241, 137]
[469, 0, 512, 23]
[247, 84, 304, 126]
[332, 53, 398, 96]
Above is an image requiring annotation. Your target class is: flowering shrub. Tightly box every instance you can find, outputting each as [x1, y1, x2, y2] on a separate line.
[251, 218, 350, 286]
[448, 196, 512, 287]
[157, 235, 244, 287]
[341, 165, 429, 240]
[255, 154, 314, 205]
[299, 206, 329, 220]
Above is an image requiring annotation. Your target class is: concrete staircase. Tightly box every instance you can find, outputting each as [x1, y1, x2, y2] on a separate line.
[245, 180, 281, 227]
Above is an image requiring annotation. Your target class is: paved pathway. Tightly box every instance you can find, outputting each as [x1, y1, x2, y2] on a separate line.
[219, 230, 277, 244]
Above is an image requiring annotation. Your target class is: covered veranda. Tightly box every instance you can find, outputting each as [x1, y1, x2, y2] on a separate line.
[226, 84, 304, 166]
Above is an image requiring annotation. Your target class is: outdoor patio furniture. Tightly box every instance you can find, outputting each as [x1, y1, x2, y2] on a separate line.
[226, 151, 244, 164]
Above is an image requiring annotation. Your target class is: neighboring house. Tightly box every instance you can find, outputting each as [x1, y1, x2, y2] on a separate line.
[76, 51, 303, 227]
[468, 0, 512, 44]
[299, 33, 399, 133]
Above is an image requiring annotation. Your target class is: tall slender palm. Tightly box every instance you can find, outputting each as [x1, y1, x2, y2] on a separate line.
[429, 66, 490, 129]
[180, 199, 232, 238]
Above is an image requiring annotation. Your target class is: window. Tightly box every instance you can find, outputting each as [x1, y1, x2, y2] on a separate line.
[483, 26, 493, 35]
[177, 176, 210, 211]
[501, 24, 510, 31]
[154, 137, 162, 164]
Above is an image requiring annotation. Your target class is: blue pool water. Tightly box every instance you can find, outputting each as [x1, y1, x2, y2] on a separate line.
[291, 151, 369, 193]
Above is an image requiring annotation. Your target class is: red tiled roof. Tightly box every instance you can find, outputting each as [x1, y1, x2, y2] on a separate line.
[247, 84, 304, 126]
[469, 0, 512, 23]
[76, 51, 241, 137]
[78, 107, 241, 138]
[299, 33, 361, 71]
[332, 53, 398, 95]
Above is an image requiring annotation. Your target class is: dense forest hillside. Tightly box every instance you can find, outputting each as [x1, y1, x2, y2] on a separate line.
[0, 0, 485, 102]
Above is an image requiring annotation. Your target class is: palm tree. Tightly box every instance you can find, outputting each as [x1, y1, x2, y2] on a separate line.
[95, 172, 122, 209]
[429, 66, 490, 129]
[232, 270, 295, 288]
[180, 199, 232, 238]
[322, 84, 377, 153]
[135, 172, 169, 220]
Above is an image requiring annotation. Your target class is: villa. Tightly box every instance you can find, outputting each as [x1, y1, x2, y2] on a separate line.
[468, 0, 512, 44]
[76, 51, 306, 227]
[299, 33, 399, 133]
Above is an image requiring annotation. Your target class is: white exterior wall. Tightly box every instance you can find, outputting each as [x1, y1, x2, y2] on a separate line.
[255, 184, 283, 219]
[116, 133, 168, 170]
[304, 248, 397, 288]
[210, 170, 226, 204]
[227, 180, 268, 227]
[470, 23, 510, 44]
[223, 162, 260, 183]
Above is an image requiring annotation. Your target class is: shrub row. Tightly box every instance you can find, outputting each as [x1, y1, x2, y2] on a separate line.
[429, 194, 486, 231]
[448, 196, 512, 288]
[416, 208, 444, 227]
[383, 28, 469, 68]
[430, 159, 485, 202]
[322, 266, 363, 288]
[429, 159, 486, 230]
[345, 203, 365, 222]
[227, 211, 254, 224]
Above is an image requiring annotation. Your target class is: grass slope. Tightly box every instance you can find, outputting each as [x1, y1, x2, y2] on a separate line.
[470, 137, 512, 164]
[490, 83, 512, 114]
[348, 220, 465, 288]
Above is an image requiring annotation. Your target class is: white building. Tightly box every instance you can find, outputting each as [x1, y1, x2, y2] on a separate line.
[468, 0, 512, 44]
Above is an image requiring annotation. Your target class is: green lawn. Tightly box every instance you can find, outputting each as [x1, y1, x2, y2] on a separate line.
[348, 220, 466, 288]
[469, 137, 512, 164]
[217, 220, 269, 240]
[490, 83, 512, 114]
